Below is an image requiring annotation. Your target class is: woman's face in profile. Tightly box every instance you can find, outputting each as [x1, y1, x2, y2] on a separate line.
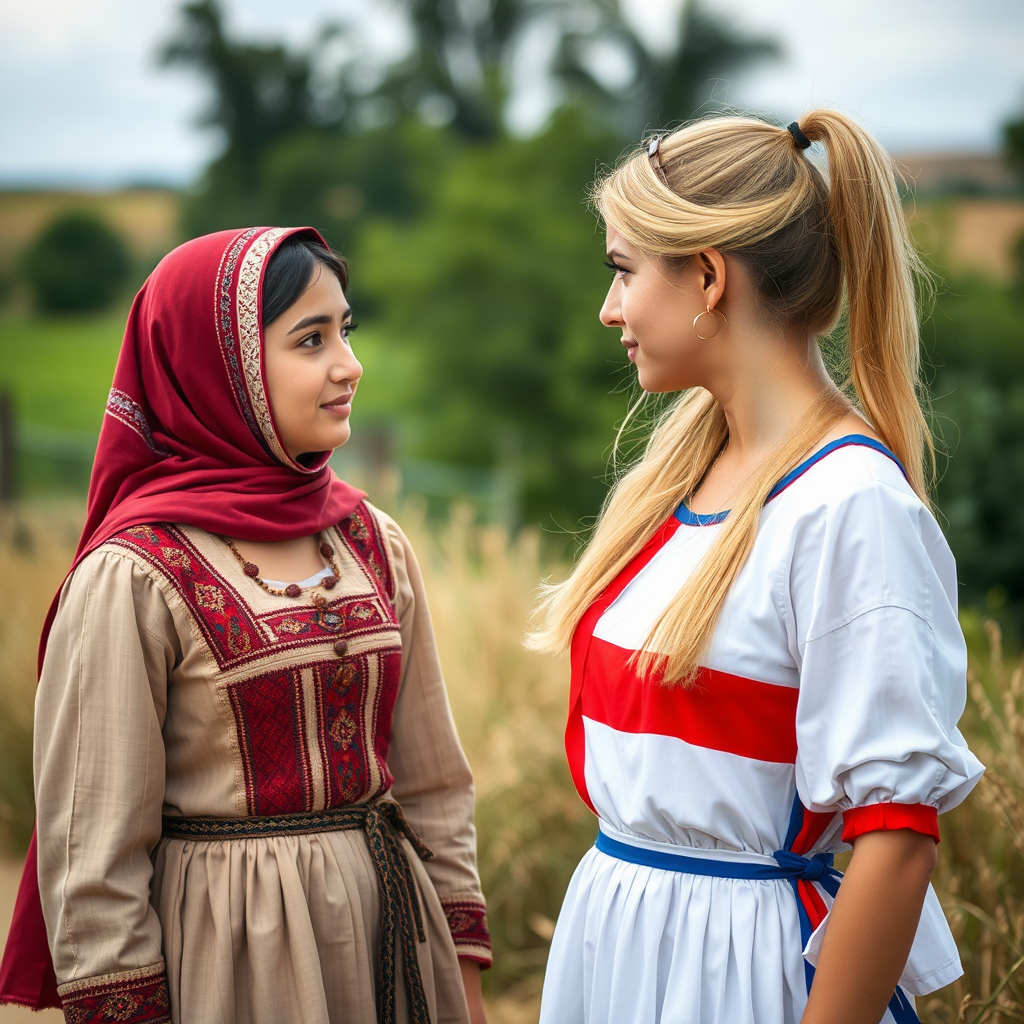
[262, 265, 362, 462]
[599, 227, 718, 394]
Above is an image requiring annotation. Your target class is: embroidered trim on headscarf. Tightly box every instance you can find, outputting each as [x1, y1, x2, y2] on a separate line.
[214, 226, 267, 454]
[236, 227, 294, 467]
[105, 389, 170, 457]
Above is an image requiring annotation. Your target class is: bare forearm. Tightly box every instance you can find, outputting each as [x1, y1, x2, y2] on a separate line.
[460, 958, 488, 1024]
[800, 830, 936, 1024]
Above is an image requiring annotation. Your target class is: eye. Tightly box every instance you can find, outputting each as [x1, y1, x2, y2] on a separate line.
[343, 321, 359, 340]
[604, 260, 627, 279]
[297, 331, 323, 349]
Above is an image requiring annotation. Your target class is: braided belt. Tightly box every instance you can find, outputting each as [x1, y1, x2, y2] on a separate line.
[163, 799, 435, 1024]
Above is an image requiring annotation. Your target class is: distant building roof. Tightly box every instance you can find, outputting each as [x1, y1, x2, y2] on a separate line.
[895, 151, 1019, 196]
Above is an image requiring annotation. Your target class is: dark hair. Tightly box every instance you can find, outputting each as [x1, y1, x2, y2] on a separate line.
[261, 236, 349, 328]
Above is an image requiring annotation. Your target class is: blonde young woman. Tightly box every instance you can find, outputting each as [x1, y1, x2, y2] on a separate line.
[529, 113, 984, 1024]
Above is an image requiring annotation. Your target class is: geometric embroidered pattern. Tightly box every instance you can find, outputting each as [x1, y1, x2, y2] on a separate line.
[340, 503, 395, 603]
[105, 388, 170, 458]
[234, 228, 292, 466]
[60, 967, 170, 1024]
[107, 518, 396, 672]
[439, 896, 493, 965]
[228, 666, 312, 816]
[110, 503, 405, 818]
[226, 646, 404, 815]
[213, 227, 267, 454]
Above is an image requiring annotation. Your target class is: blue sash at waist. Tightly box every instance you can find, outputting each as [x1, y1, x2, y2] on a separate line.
[594, 829, 918, 1023]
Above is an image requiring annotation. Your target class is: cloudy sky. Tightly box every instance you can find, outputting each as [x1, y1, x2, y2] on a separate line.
[1, 0, 1022, 187]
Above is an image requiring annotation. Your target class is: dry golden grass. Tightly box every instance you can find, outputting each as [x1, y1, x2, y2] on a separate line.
[0, 503, 82, 854]
[1, 501, 1022, 1022]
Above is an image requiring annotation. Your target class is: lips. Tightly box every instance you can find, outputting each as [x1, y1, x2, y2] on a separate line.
[321, 392, 354, 415]
[622, 338, 639, 362]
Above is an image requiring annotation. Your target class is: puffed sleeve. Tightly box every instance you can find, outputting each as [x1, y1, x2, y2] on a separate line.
[790, 478, 984, 842]
[34, 547, 179, 1023]
[379, 513, 492, 967]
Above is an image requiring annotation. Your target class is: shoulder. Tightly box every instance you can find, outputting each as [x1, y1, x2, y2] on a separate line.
[768, 440, 942, 548]
[58, 535, 178, 633]
[766, 443, 957, 624]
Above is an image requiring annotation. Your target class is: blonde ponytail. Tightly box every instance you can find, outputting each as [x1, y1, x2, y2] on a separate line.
[800, 111, 933, 498]
[528, 110, 932, 685]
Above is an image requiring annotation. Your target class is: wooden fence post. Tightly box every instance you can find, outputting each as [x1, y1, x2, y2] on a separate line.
[0, 390, 15, 503]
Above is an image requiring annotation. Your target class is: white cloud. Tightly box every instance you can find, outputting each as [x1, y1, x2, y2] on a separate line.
[0, 0, 1021, 185]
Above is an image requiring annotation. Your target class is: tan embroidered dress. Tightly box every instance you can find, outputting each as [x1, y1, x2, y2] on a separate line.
[34, 501, 491, 1024]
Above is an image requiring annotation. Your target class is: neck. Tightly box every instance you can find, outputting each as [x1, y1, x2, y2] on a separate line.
[710, 327, 836, 460]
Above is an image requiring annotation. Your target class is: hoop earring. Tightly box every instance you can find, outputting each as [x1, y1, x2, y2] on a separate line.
[693, 306, 726, 341]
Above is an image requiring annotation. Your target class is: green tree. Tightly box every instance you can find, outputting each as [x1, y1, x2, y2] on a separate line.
[21, 212, 130, 313]
[161, 0, 347, 234]
[1005, 94, 1024, 187]
[926, 279, 1024, 633]
[161, 0, 783, 529]
[358, 112, 630, 528]
[555, 0, 780, 137]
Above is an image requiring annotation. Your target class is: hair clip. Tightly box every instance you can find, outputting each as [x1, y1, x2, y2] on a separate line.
[647, 135, 669, 184]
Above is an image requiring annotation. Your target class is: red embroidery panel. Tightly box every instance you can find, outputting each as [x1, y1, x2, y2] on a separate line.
[439, 897, 492, 966]
[229, 668, 312, 816]
[60, 968, 170, 1024]
[109, 523, 395, 672]
[340, 504, 395, 600]
[112, 506, 407, 816]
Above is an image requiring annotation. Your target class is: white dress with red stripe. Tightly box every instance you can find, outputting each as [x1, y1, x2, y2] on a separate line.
[539, 436, 984, 1024]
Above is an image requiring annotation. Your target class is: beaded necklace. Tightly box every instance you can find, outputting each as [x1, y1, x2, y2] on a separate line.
[222, 535, 341, 609]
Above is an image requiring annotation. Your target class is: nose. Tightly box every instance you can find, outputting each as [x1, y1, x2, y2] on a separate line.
[599, 281, 623, 328]
[330, 338, 362, 385]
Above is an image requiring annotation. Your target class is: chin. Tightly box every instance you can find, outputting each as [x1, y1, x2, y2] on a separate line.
[638, 374, 679, 393]
[637, 366, 699, 393]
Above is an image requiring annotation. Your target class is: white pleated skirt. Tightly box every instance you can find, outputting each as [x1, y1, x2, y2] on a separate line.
[540, 840, 907, 1024]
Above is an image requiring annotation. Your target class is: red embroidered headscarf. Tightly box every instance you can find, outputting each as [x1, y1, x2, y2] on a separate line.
[0, 226, 364, 1009]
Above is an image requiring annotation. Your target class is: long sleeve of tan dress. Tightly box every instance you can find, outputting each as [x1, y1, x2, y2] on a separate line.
[35, 549, 177, 1019]
[382, 516, 492, 963]
[33, 501, 489, 1024]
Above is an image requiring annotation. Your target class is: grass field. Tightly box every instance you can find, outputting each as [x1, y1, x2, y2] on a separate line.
[0, 312, 410, 437]
[0, 314, 124, 432]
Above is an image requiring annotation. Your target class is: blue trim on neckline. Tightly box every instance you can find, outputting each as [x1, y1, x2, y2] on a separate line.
[673, 504, 729, 527]
[673, 434, 906, 527]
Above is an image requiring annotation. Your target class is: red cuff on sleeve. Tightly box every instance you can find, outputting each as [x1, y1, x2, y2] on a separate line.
[841, 802, 940, 844]
[59, 967, 170, 1023]
[439, 897, 492, 969]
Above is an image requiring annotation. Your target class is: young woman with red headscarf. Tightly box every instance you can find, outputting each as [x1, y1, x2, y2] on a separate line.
[0, 227, 490, 1024]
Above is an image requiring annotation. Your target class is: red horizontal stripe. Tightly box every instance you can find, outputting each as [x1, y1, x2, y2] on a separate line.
[582, 637, 799, 763]
[567, 517, 682, 814]
[842, 803, 940, 844]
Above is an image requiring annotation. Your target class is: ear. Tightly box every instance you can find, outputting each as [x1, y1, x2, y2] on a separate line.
[697, 248, 727, 311]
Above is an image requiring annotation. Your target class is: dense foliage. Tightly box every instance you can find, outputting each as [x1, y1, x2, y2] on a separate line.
[927, 280, 1024, 636]
[21, 211, 130, 313]
[161, 0, 779, 530]
[357, 113, 630, 528]
[156, 1, 1024, 624]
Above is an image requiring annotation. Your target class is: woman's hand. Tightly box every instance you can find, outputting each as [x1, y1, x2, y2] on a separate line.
[799, 828, 937, 1024]
[460, 958, 488, 1024]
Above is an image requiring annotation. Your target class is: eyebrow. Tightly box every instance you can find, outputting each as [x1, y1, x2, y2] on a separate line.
[286, 308, 352, 335]
[606, 249, 633, 262]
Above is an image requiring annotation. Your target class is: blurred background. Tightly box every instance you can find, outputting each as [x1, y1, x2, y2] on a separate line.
[1, 1, 1024, 1021]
